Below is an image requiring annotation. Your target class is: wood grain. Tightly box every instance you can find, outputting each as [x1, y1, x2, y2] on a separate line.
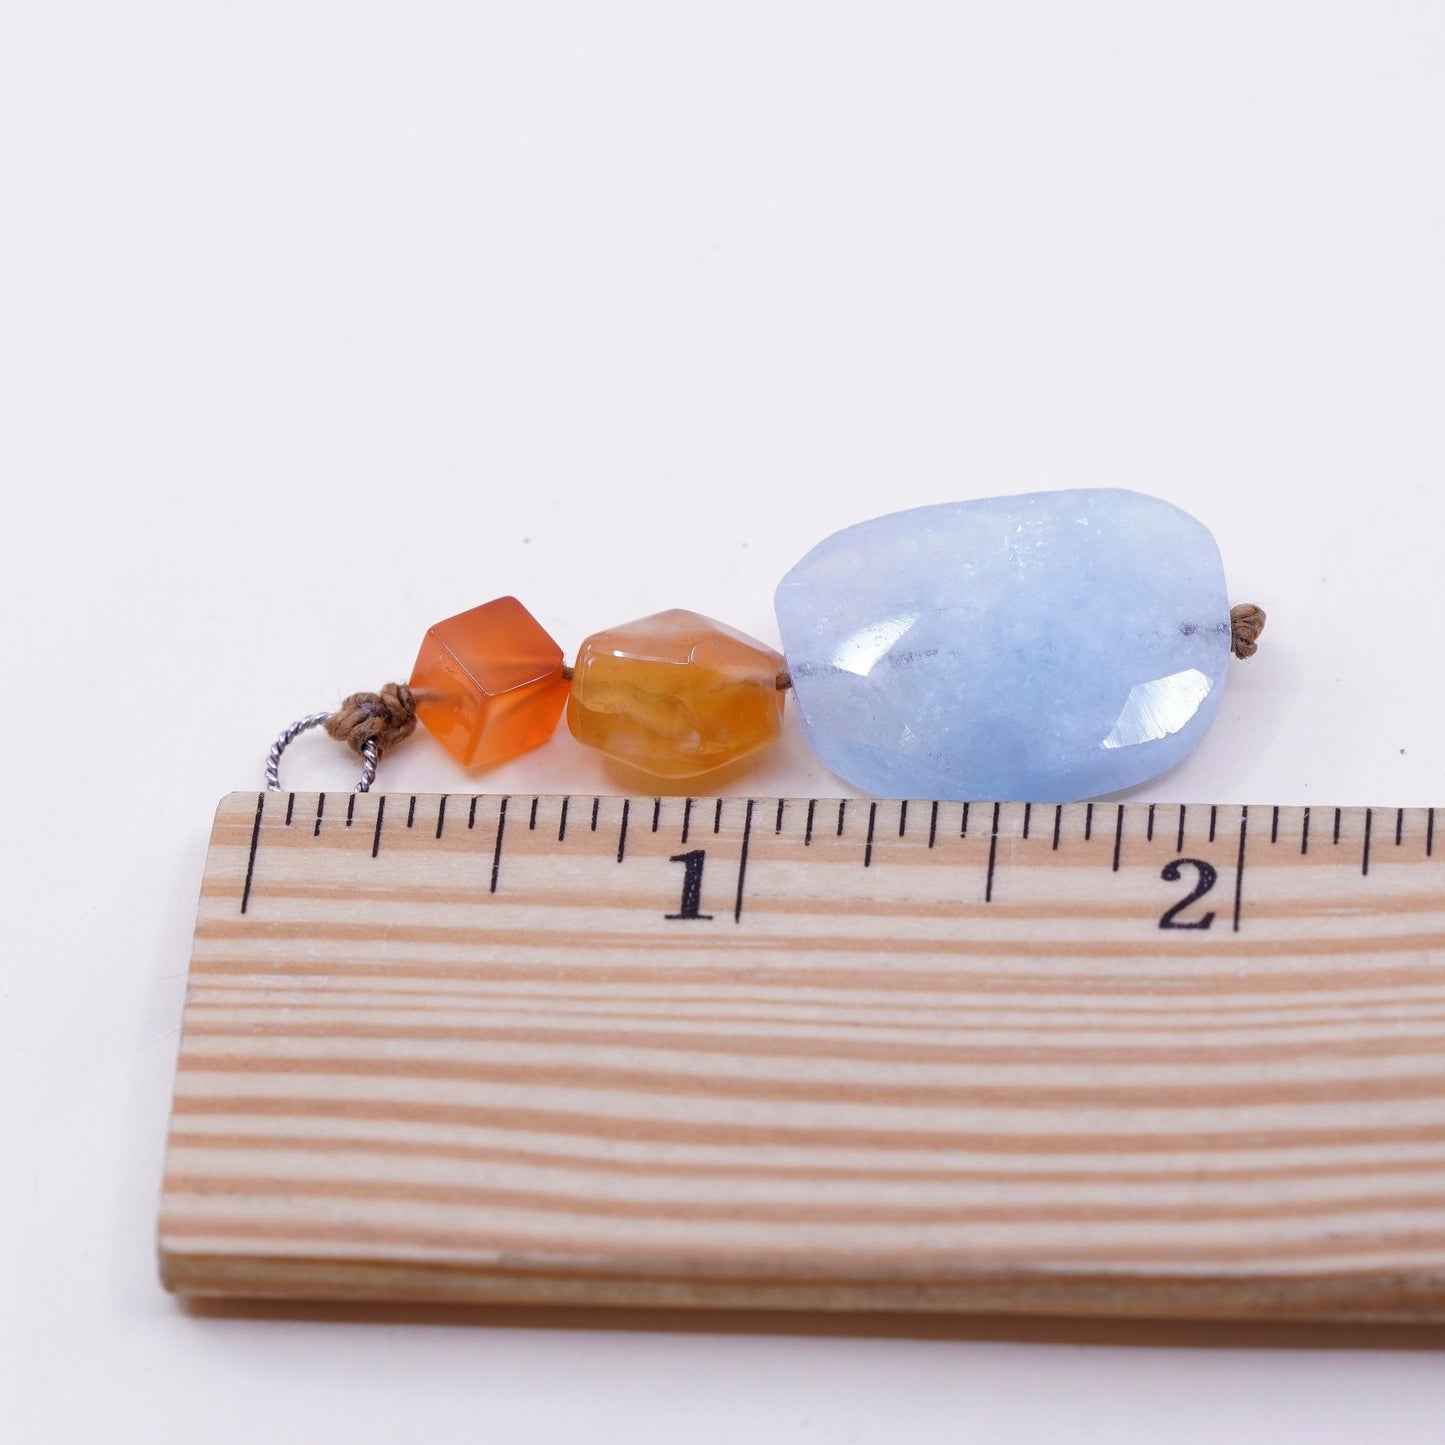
[159, 792, 1445, 1320]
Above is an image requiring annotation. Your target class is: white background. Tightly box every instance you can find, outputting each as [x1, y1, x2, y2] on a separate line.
[4, 2, 1445, 1440]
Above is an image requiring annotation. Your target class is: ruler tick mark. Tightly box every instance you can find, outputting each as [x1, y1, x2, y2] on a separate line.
[1112, 804, 1125, 872]
[776, 798, 786, 834]
[961, 802, 970, 839]
[490, 797, 509, 893]
[1271, 806, 1279, 844]
[1208, 805, 1217, 844]
[1397, 807, 1405, 846]
[371, 796, 386, 858]
[558, 797, 569, 842]
[1334, 808, 1342, 845]
[1146, 803, 1155, 842]
[1085, 804, 1094, 842]
[864, 801, 877, 867]
[530, 797, 540, 831]
[985, 802, 1001, 902]
[591, 797, 600, 832]
[1052, 805, 1062, 851]
[804, 799, 816, 847]
[651, 798, 661, 833]
[837, 800, 847, 836]
[1177, 805, 1187, 854]
[928, 801, 939, 849]
[435, 797, 447, 840]
[346, 793, 356, 828]
[681, 798, 693, 844]
[406, 796, 416, 829]
[313, 793, 325, 837]
[1022, 803, 1032, 840]
[1430, 808, 1436, 858]
[1233, 806, 1249, 932]
[239, 792, 264, 915]
[1301, 807, 1311, 855]
[1362, 808, 1373, 876]
[284, 792, 295, 826]
[714, 798, 724, 834]
[468, 796, 478, 830]
[734, 799, 755, 923]
[898, 800, 908, 838]
[616, 798, 630, 863]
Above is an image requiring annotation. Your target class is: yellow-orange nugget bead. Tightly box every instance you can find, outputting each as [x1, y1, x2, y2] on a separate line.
[567, 609, 786, 778]
[409, 596, 569, 768]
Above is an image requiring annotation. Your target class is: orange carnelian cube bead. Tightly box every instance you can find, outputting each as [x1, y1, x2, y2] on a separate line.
[409, 597, 570, 768]
[567, 609, 786, 778]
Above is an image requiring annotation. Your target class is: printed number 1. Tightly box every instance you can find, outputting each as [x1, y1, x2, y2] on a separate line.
[666, 849, 714, 921]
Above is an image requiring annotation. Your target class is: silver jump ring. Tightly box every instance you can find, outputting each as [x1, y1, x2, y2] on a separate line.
[266, 713, 380, 793]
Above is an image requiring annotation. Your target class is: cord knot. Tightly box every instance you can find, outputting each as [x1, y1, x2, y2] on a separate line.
[1230, 603, 1266, 660]
[324, 682, 418, 756]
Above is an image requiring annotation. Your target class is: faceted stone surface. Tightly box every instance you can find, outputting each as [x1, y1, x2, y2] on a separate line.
[774, 490, 1232, 801]
[409, 596, 569, 768]
[567, 609, 786, 778]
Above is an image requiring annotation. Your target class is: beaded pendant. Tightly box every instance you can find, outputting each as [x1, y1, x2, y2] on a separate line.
[267, 489, 1264, 803]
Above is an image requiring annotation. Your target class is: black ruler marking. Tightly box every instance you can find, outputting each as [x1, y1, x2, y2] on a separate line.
[776, 798, 786, 834]
[961, 802, 970, 838]
[1208, 805, 1217, 844]
[1362, 808, 1373, 876]
[864, 801, 877, 867]
[313, 793, 325, 838]
[1397, 808, 1405, 847]
[1430, 808, 1437, 858]
[928, 801, 939, 849]
[1301, 806, 1311, 855]
[1085, 803, 1094, 842]
[681, 797, 693, 844]
[345, 793, 356, 828]
[804, 799, 816, 846]
[898, 800, 908, 838]
[1146, 803, 1155, 842]
[1052, 804, 1062, 851]
[1022, 802, 1032, 840]
[371, 796, 386, 858]
[1334, 808, 1342, 845]
[616, 798, 630, 863]
[435, 796, 447, 840]
[468, 796, 478, 830]
[591, 797, 601, 832]
[1176, 805, 1187, 854]
[558, 796, 570, 842]
[239, 792, 264, 915]
[714, 798, 724, 834]
[490, 797, 509, 893]
[836, 800, 847, 836]
[1271, 806, 1279, 845]
[985, 801, 1001, 903]
[1233, 806, 1249, 933]
[284, 792, 295, 827]
[1111, 804, 1125, 873]
[530, 797, 540, 831]
[406, 796, 416, 829]
[651, 798, 661, 833]
[734, 799, 755, 923]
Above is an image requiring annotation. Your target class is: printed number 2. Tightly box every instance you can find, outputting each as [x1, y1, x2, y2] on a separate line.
[666, 850, 714, 921]
[1158, 857, 1217, 930]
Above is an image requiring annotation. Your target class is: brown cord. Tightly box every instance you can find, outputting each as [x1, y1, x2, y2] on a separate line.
[325, 682, 418, 756]
[1230, 603, 1266, 660]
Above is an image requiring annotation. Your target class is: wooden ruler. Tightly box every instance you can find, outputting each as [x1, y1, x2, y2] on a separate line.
[159, 791, 1445, 1321]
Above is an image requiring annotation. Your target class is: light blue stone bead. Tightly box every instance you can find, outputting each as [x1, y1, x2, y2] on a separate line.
[774, 489, 1232, 801]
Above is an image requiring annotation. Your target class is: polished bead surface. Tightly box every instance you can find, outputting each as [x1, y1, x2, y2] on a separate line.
[567, 609, 786, 778]
[774, 490, 1232, 801]
[409, 596, 569, 768]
